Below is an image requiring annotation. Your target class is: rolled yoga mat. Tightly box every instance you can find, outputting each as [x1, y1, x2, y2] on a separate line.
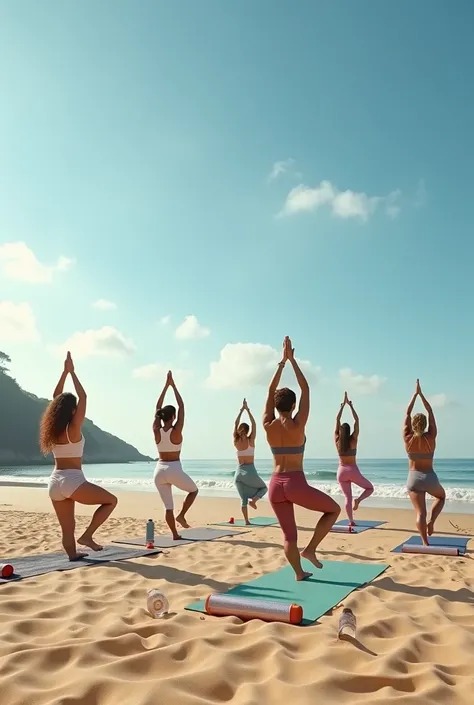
[401, 544, 459, 556]
[205, 594, 303, 624]
[391, 535, 470, 555]
[187, 559, 389, 626]
[329, 525, 371, 534]
[1, 564, 14, 579]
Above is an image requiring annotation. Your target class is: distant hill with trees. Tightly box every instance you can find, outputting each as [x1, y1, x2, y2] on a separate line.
[0, 351, 152, 466]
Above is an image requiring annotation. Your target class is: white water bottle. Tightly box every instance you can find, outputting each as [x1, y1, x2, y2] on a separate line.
[338, 608, 356, 640]
[146, 519, 155, 546]
[147, 589, 169, 618]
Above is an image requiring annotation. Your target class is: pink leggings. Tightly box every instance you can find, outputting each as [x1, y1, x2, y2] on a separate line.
[337, 464, 374, 523]
[269, 471, 338, 542]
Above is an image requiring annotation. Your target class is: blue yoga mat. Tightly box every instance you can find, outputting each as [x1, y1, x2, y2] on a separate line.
[336, 520, 387, 529]
[186, 559, 388, 626]
[392, 535, 470, 554]
[213, 517, 279, 527]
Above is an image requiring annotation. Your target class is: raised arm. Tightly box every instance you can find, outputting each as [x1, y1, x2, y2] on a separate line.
[155, 377, 170, 414]
[65, 353, 87, 431]
[334, 398, 345, 440]
[245, 401, 257, 442]
[285, 338, 309, 427]
[418, 383, 437, 439]
[403, 381, 419, 441]
[53, 365, 68, 398]
[263, 358, 286, 427]
[233, 403, 244, 441]
[348, 398, 359, 441]
[170, 372, 185, 433]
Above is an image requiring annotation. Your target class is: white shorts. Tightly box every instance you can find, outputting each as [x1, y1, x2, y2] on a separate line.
[48, 469, 87, 501]
[153, 460, 198, 510]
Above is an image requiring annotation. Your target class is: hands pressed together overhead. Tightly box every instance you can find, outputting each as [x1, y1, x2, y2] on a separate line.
[280, 335, 295, 364]
[64, 351, 74, 374]
[341, 391, 353, 408]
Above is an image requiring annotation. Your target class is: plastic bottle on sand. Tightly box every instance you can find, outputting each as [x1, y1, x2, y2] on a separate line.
[147, 589, 169, 618]
[146, 519, 155, 547]
[338, 608, 356, 640]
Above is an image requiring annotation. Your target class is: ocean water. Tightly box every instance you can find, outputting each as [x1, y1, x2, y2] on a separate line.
[2, 458, 474, 513]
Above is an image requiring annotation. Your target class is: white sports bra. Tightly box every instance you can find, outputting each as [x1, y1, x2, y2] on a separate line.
[156, 427, 182, 453]
[237, 444, 255, 458]
[52, 425, 85, 459]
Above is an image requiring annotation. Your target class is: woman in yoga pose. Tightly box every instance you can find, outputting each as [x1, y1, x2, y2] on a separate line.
[335, 392, 374, 525]
[40, 352, 118, 560]
[233, 398, 267, 524]
[264, 336, 340, 580]
[403, 379, 445, 544]
[153, 370, 198, 539]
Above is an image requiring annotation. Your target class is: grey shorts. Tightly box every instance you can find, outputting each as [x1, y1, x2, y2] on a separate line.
[407, 470, 443, 494]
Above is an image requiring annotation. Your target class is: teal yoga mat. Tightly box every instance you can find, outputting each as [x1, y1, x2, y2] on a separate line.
[213, 517, 279, 527]
[186, 559, 388, 626]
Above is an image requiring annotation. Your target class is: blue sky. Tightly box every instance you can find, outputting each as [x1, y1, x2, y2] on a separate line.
[1, 1, 473, 459]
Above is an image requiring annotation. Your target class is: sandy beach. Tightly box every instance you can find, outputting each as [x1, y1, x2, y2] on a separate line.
[1, 487, 473, 705]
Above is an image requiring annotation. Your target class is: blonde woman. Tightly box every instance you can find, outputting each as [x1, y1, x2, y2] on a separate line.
[403, 379, 445, 544]
[233, 398, 267, 524]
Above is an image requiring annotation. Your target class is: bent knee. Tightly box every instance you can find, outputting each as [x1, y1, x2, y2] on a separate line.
[327, 498, 341, 515]
[109, 494, 118, 507]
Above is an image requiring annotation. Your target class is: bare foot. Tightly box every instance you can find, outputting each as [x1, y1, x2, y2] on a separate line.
[176, 514, 190, 529]
[249, 499, 257, 510]
[300, 548, 323, 569]
[69, 552, 88, 561]
[172, 534, 183, 541]
[245, 521, 251, 526]
[353, 498, 360, 512]
[295, 570, 313, 581]
[427, 520, 434, 536]
[78, 535, 103, 551]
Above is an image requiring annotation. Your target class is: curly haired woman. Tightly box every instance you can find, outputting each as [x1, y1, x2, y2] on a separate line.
[40, 352, 117, 560]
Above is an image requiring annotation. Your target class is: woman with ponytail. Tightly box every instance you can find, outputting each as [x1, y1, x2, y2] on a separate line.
[153, 371, 198, 539]
[335, 392, 373, 525]
[404, 379, 445, 544]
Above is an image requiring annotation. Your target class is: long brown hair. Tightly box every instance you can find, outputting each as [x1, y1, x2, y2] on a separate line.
[337, 422, 351, 454]
[39, 392, 77, 454]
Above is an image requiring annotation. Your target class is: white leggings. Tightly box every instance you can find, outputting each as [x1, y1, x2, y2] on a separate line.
[153, 460, 198, 510]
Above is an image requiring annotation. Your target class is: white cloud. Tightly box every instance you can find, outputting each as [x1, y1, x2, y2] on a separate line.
[428, 393, 457, 409]
[206, 342, 321, 390]
[339, 367, 386, 395]
[0, 242, 73, 284]
[0, 301, 40, 342]
[280, 181, 401, 221]
[92, 299, 117, 311]
[132, 363, 192, 384]
[268, 158, 298, 182]
[56, 326, 135, 359]
[175, 315, 210, 340]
